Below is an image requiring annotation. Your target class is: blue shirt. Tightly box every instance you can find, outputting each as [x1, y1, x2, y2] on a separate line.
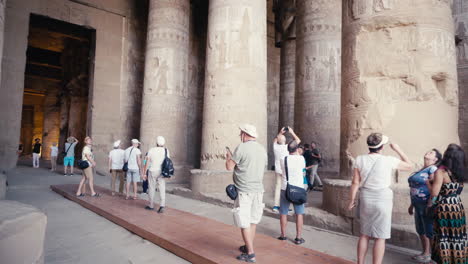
[408, 165, 437, 202]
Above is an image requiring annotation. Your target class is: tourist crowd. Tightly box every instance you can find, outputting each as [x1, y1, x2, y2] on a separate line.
[28, 123, 467, 264]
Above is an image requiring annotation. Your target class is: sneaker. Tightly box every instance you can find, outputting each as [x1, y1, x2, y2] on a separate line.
[157, 206, 165, 213]
[145, 206, 154, 210]
[414, 255, 431, 263]
[277, 236, 287, 240]
[294, 238, 305, 245]
[69, 174, 74, 177]
[236, 253, 256, 263]
[64, 174, 67, 177]
[272, 206, 280, 213]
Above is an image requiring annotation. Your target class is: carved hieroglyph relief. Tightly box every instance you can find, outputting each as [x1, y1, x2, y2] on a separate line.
[295, 0, 342, 174]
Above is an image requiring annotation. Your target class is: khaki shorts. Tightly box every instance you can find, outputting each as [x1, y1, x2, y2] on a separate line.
[232, 192, 265, 229]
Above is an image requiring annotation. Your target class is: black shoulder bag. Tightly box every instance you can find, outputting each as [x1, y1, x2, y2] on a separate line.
[161, 148, 174, 178]
[285, 156, 308, 205]
[122, 147, 134, 172]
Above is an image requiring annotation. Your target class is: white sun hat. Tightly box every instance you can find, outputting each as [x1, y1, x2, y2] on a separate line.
[368, 134, 389, 149]
[131, 139, 141, 145]
[113, 140, 121, 148]
[239, 123, 258, 138]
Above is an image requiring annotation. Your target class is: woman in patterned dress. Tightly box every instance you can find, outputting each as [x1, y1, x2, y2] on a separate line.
[427, 144, 468, 264]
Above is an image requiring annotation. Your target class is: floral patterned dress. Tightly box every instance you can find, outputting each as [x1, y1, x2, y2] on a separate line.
[432, 174, 468, 264]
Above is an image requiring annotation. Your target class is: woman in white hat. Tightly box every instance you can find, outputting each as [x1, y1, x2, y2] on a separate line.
[347, 133, 413, 264]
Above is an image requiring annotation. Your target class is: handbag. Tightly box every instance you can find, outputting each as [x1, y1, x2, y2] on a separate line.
[161, 148, 174, 178]
[77, 159, 89, 169]
[284, 156, 308, 205]
[122, 147, 134, 172]
[62, 142, 73, 156]
[226, 184, 238, 200]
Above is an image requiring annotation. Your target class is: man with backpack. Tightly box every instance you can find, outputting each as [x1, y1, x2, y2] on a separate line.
[143, 136, 170, 213]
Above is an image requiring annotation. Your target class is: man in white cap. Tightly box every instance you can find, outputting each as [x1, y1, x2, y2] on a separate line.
[108, 140, 125, 196]
[143, 136, 169, 213]
[226, 124, 268, 263]
[124, 139, 142, 200]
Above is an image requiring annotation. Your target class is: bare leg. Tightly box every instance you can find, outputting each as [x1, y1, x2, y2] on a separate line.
[280, 214, 288, 237]
[70, 165, 74, 174]
[250, 224, 257, 245]
[64, 165, 67, 175]
[422, 235, 431, 256]
[126, 182, 130, 199]
[133, 181, 137, 199]
[357, 235, 370, 264]
[372, 238, 386, 264]
[241, 227, 255, 255]
[76, 175, 86, 195]
[296, 214, 303, 239]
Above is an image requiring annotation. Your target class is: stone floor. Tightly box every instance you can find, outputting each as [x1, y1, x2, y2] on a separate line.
[5, 162, 419, 264]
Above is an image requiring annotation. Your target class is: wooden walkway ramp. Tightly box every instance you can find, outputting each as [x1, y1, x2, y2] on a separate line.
[51, 184, 353, 264]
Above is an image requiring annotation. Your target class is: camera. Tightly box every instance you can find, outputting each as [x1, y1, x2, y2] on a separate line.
[283, 126, 289, 132]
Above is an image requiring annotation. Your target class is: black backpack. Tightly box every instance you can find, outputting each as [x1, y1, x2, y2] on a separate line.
[161, 148, 174, 178]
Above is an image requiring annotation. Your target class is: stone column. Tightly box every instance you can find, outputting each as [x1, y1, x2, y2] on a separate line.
[340, 0, 459, 180]
[140, 0, 190, 181]
[295, 0, 341, 176]
[453, 1, 468, 160]
[41, 87, 61, 160]
[200, 0, 267, 170]
[277, 0, 296, 129]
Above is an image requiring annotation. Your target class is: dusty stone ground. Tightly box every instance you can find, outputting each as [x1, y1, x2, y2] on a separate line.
[5, 162, 418, 264]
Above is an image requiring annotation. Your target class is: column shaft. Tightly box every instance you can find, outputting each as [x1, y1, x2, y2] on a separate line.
[140, 0, 190, 169]
[295, 0, 342, 176]
[340, 0, 459, 179]
[200, 0, 267, 170]
[454, 1, 468, 160]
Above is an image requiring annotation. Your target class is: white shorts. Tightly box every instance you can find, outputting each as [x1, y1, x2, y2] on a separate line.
[232, 192, 265, 229]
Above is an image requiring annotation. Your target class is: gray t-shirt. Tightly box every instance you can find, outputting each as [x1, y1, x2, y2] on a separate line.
[65, 142, 77, 157]
[232, 141, 268, 193]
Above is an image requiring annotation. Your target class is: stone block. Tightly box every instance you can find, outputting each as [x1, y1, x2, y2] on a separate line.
[190, 169, 276, 199]
[0, 200, 47, 264]
[0, 173, 6, 199]
[322, 179, 354, 218]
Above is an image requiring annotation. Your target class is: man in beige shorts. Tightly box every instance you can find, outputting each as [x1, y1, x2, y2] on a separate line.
[226, 124, 268, 263]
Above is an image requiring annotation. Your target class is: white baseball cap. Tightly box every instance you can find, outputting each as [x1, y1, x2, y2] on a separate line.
[239, 124, 258, 138]
[156, 136, 165, 146]
[113, 140, 121, 148]
[131, 139, 141, 145]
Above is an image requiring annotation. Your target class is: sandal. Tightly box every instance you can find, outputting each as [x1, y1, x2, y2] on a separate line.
[277, 236, 287, 241]
[91, 193, 101, 197]
[125, 196, 129, 200]
[294, 238, 305, 245]
[76, 193, 85, 197]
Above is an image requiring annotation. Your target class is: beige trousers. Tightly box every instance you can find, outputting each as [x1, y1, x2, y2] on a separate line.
[148, 170, 166, 208]
[274, 173, 282, 207]
[111, 169, 124, 193]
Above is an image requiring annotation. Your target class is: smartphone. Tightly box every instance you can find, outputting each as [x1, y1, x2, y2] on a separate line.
[225, 146, 232, 154]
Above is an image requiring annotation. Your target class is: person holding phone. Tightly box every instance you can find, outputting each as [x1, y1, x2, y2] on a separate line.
[272, 127, 300, 212]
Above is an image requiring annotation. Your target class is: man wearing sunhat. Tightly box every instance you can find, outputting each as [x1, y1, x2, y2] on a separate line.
[226, 124, 268, 263]
[125, 139, 142, 200]
[108, 140, 125, 195]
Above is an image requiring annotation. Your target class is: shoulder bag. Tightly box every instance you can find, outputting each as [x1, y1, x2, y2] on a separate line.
[62, 143, 73, 156]
[285, 156, 308, 205]
[122, 147, 134, 172]
[161, 148, 174, 178]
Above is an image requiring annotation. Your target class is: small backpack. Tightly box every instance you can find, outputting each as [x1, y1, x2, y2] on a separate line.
[161, 148, 174, 178]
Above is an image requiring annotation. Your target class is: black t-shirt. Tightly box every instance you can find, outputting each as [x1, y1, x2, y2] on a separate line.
[303, 150, 313, 166]
[33, 143, 41, 154]
[310, 148, 321, 165]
